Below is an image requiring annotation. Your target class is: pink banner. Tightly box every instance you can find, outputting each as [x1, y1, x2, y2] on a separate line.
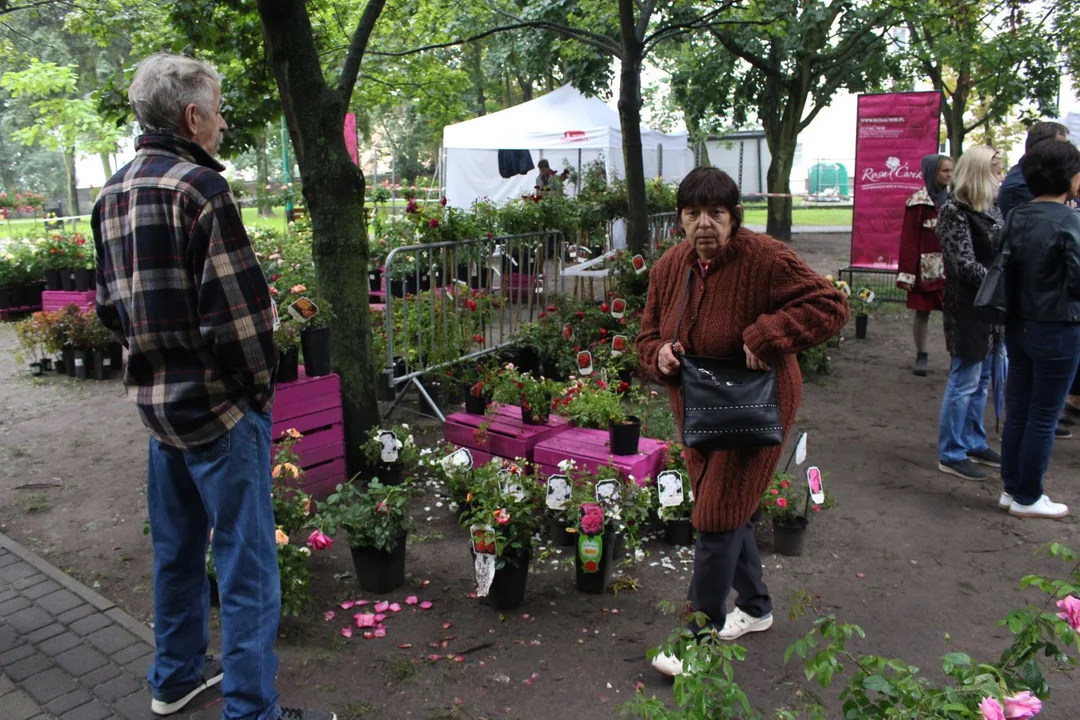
[850, 92, 941, 269]
[343, 113, 359, 166]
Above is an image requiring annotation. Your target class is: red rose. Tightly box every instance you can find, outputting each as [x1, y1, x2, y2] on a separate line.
[599, 328, 607, 337]
[575, 311, 585, 320]
[472, 334, 483, 343]
[466, 299, 477, 311]
[617, 381, 630, 393]
[547, 305, 556, 313]
[539, 312, 546, 319]
[600, 303, 609, 313]
[429, 218, 440, 228]
[440, 196, 448, 206]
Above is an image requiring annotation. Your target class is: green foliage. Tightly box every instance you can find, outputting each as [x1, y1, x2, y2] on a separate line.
[554, 376, 629, 428]
[486, 364, 563, 424]
[315, 480, 415, 553]
[458, 458, 544, 568]
[360, 423, 421, 468]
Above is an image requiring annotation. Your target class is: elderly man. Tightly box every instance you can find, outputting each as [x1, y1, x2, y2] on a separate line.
[92, 53, 333, 720]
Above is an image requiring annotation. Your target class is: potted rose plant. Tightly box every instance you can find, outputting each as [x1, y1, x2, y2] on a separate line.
[13, 315, 46, 375]
[274, 322, 302, 384]
[360, 423, 419, 486]
[488, 363, 562, 425]
[564, 466, 626, 594]
[298, 296, 333, 377]
[852, 286, 874, 339]
[761, 471, 834, 556]
[314, 479, 414, 593]
[554, 377, 641, 455]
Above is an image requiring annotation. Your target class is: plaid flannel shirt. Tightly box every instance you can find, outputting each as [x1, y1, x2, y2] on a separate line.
[92, 133, 277, 449]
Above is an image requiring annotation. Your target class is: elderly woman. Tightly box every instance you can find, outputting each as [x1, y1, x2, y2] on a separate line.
[637, 167, 848, 676]
[999, 139, 1080, 519]
[935, 146, 1003, 481]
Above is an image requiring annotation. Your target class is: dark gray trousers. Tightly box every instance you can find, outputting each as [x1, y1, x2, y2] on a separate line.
[687, 521, 772, 632]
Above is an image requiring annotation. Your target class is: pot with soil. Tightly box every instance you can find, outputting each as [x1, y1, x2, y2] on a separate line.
[663, 519, 694, 547]
[575, 528, 616, 595]
[547, 515, 575, 547]
[772, 517, 808, 556]
[855, 315, 868, 340]
[464, 385, 492, 415]
[351, 533, 408, 594]
[300, 327, 332, 377]
[10, 284, 25, 308]
[375, 463, 404, 486]
[41, 358, 53, 372]
[62, 345, 76, 377]
[45, 270, 62, 291]
[608, 416, 641, 455]
[74, 268, 91, 292]
[29, 361, 43, 377]
[72, 348, 89, 380]
[484, 548, 531, 610]
[90, 349, 111, 380]
[277, 347, 300, 384]
[368, 270, 382, 293]
[61, 269, 76, 291]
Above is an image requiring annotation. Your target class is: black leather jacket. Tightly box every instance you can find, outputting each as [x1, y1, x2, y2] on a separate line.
[1005, 202, 1080, 323]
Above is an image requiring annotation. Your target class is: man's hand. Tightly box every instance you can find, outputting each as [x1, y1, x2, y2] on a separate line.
[896, 281, 913, 291]
[743, 344, 770, 371]
[658, 341, 685, 376]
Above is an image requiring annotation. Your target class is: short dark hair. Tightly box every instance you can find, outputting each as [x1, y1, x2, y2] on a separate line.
[676, 167, 742, 234]
[1025, 121, 1069, 154]
[537, 159, 550, 169]
[1021, 139, 1080, 197]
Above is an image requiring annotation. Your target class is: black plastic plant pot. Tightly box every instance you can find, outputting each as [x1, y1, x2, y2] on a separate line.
[484, 548, 531, 610]
[548, 517, 576, 547]
[10, 284, 24, 308]
[389, 279, 406, 298]
[108, 343, 123, 372]
[609, 416, 641, 455]
[855, 315, 868, 339]
[369, 272, 381, 293]
[772, 517, 808, 557]
[520, 404, 549, 426]
[663, 520, 694, 547]
[0, 287, 10, 310]
[73, 349, 89, 380]
[377, 463, 404, 486]
[351, 533, 407, 594]
[63, 346, 76, 377]
[301, 327, 332, 377]
[574, 529, 616, 595]
[27, 282, 43, 307]
[45, 270, 62, 291]
[29, 362, 43, 377]
[41, 358, 53, 372]
[74, 268, 91, 292]
[90, 349, 111, 380]
[464, 386, 491, 415]
[54, 358, 66, 375]
[278, 348, 299, 384]
[61, 270, 76, 291]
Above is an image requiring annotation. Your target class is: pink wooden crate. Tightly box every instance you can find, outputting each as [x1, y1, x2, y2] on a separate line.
[443, 404, 571, 463]
[42, 290, 95, 312]
[534, 428, 668, 486]
[272, 369, 346, 500]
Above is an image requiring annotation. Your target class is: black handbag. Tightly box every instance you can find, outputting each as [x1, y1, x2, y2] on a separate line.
[672, 268, 784, 451]
[974, 216, 1012, 325]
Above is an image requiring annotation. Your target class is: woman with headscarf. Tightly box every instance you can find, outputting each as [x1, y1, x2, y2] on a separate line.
[896, 153, 953, 376]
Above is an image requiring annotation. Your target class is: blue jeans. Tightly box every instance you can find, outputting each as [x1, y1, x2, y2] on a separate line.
[147, 408, 281, 720]
[938, 355, 993, 463]
[1001, 321, 1080, 505]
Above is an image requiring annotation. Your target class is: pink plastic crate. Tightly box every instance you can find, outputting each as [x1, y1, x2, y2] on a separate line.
[443, 404, 571, 463]
[272, 369, 346, 500]
[534, 428, 668, 486]
[42, 290, 95, 312]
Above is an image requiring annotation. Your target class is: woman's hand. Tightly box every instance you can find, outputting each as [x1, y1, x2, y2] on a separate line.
[744, 344, 771, 371]
[896, 281, 913, 291]
[658, 341, 685, 376]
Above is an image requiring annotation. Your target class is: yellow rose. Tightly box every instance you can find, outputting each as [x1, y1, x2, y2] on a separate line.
[275, 528, 289, 546]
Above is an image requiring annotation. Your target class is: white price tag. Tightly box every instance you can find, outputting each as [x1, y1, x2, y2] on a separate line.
[545, 474, 571, 511]
[657, 470, 685, 508]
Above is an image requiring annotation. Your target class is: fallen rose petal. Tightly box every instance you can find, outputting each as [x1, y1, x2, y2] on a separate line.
[520, 613, 530, 619]
[340, 627, 352, 638]
[422, 579, 431, 586]
[427, 654, 441, 662]
[398, 643, 412, 649]
[443, 622, 453, 629]
[468, 592, 477, 599]
[355, 600, 370, 606]
[389, 603, 402, 612]
[453, 655, 466, 663]
[324, 611, 335, 622]
[405, 596, 419, 605]
[420, 601, 433, 609]
[355, 613, 376, 628]
[374, 613, 387, 622]
[375, 601, 390, 613]
[363, 632, 374, 640]
[340, 601, 355, 609]
[374, 628, 387, 638]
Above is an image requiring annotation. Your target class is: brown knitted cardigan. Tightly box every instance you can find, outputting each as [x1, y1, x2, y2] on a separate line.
[636, 230, 849, 533]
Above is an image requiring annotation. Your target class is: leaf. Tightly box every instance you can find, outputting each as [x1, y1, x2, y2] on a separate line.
[862, 674, 892, 694]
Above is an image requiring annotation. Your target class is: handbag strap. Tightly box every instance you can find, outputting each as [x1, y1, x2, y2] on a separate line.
[671, 267, 696, 348]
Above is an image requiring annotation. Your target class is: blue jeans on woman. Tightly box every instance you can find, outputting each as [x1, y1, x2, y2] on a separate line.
[1001, 321, 1080, 505]
[938, 355, 993, 464]
[146, 408, 282, 720]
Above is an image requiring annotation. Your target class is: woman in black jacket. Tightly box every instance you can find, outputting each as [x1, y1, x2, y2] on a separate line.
[1000, 139, 1080, 519]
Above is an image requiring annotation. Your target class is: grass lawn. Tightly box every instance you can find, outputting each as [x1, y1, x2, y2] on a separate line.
[743, 206, 852, 227]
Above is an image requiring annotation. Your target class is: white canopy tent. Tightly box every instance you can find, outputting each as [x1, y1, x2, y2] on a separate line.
[442, 85, 693, 208]
[1066, 110, 1080, 147]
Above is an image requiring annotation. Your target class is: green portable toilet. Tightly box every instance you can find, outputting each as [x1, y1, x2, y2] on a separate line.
[808, 163, 850, 198]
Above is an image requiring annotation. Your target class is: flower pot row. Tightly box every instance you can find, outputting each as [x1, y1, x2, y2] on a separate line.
[46, 343, 123, 380]
[276, 327, 332, 382]
[44, 268, 94, 292]
[0, 281, 45, 310]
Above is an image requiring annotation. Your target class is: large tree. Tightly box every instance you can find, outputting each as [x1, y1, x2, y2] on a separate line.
[903, 0, 1061, 159]
[662, 0, 900, 240]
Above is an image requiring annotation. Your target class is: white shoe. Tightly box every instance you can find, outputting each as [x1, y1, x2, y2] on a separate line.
[650, 650, 684, 677]
[998, 492, 1013, 510]
[718, 608, 773, 641]
[1009, 495, 1069, 519]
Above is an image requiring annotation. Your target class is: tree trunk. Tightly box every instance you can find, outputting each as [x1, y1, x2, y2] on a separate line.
[617, 0, 648, 255]
[257, 0, 380, 476]
[947, 92, 967, 159]
[764, 146, 795, 241]
[256, 125, 274, 216]
[64, 147, 79, 216]
[98, 151, 112, 181]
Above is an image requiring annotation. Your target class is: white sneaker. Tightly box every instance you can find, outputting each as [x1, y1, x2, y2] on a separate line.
[650, 650, 684, 677]
[1009, 495, 1069, 519]
[998, 492, 1013, 510]
[718, 608, 773, 641]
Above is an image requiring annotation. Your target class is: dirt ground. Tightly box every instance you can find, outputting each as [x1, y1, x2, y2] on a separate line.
[2, 233, 1078, 719]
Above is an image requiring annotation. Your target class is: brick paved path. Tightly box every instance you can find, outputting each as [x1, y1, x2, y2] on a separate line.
[0, 533, 221, 720]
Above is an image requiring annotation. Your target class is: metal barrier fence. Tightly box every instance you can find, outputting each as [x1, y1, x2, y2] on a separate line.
[380, 231, 567, 421]
[647, 212, 677, 253]
[837, 267, 905, 304]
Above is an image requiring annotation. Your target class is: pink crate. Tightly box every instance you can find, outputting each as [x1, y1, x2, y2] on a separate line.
[42, 290, 95, 312]
[534, 428, 668, 486]
[272, 369, 346, 500]
[443, 404, 571, 463]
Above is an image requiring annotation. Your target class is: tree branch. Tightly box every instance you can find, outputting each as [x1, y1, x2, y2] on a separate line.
[490, 4, 624, 57]
[336, 0, 387, 108]
[642, 3, 745, 52]
[635, 0, 656, 42]
[0, 0, 61, 15]
[707, 27, 783, 79]
[367, 19, 621, 59]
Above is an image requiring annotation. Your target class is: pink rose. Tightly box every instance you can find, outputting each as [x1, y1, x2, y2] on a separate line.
[1056, 595, 1080, 631]
[306, 530, 333, 551]
[1003, 691, 1042, 718]
[979, 697, 1005, 720]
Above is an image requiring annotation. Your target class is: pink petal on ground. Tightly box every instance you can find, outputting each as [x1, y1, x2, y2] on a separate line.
[324, 611, 335, 622]
[468, 592, 477, 599]
[375, 601, 390, 613]
[422, 579, 431, 586]
[355, 600, 370, 606]
[340, 601, 355, 609]
[363, 632, 374, 640]
[426, 654, 441, 662]
[443, 622, 453, 629]
[398, 643, 412, 649]
[374, 613, 387, 622]
[389, 603, 402, 612]
[355, 613, 376, 628]
[405, 596, 419, 605]
[374, 627, 387, 638]
[340, 627, 353, 638]
[420, 601, 433, 610]
[453, 655, 465, 663]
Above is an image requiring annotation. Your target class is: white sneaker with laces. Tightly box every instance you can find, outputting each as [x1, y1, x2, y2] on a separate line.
[650, 650, 684, 677]
[718, 608, 773, 641]
[998, 492, 1013, 510]
[1009, 495, 1069, 519]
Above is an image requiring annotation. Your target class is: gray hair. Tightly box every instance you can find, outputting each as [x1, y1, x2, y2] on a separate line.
[128, 53, 220, 134]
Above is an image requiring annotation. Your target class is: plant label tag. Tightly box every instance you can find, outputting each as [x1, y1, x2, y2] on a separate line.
[470, 525, 497, 597]
[657, 470, 684, 508]
[546, 474, 571, 511]
[795, 432, 808, 466]
[271, 299, 281, 331]
[595, 479, 621, 519]
[287, 296, 319, 323]
[807, 466, 825, 504]
[500, 476, 526, 503]
[611, 335, 628, 356]
[568, 245, 577, 259]
[440, 448, 473, 472]
[378, 431, 402, 463]
[631, 254, 647, 274]
[858, 288, 875, 303]
[102, 358, 111, 367]
[577, 350, 593, 376]
[471, 524, 497, 555]
[74, 357, 84, 368]
[610, 298, 626, 318]
[562, 324, 573, 340]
